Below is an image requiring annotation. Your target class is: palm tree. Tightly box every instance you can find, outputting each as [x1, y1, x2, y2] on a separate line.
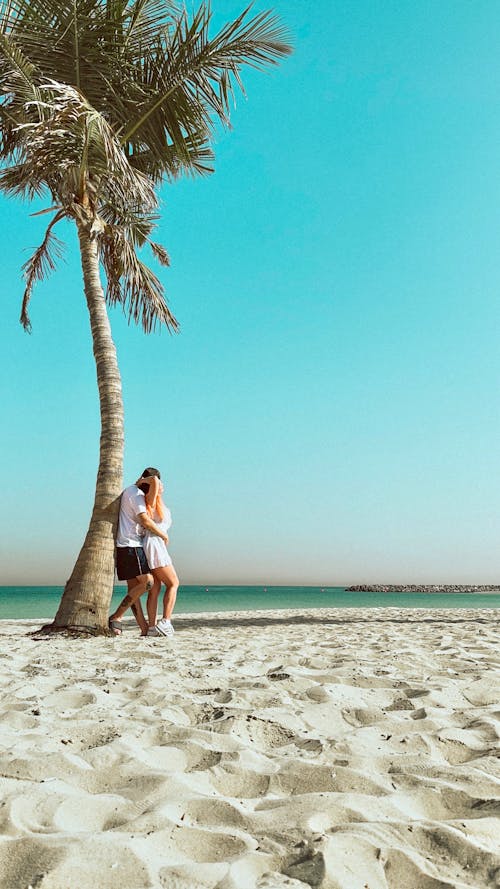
[0, 0, 291, 634]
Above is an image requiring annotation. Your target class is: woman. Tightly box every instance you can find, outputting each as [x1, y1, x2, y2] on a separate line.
[140, 474, 179, 637]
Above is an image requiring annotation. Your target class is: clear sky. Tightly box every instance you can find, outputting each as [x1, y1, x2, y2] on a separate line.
[2, 0, 500, 586]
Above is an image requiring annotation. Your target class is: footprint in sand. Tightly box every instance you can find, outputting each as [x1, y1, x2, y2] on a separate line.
[43, 689, 97, 710]
[0, 837, 64, 889]
[173, 824, 250, 863]
[0, 710, 40, 730]
[182, 742, 225, 772]
[214, 690, 233, 704]
[463, 678, 500, 707]
[208, 764, 271, 799]
[183, 797, 248, 829]
[159, 862, 229, 888]
[271, 762, 338, 795]
[7, 784, 137, 835]
[305, 685, 331, 703]
[257, 873, 307, 888]
[230, 715, 296, 750]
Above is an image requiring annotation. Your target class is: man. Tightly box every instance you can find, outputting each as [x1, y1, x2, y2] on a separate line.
[108, 467, 169, 637]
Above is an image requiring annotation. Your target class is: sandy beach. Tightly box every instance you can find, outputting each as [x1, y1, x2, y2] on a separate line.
[0, 607, 499, 889]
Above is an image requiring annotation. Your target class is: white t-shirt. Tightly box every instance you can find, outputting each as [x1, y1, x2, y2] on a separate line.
[116, 485, 148, 547]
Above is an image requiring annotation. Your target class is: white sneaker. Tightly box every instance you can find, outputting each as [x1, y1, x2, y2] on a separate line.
[156, 618, 175, 637]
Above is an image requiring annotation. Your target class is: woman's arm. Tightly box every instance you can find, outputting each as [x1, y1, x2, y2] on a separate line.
[135, 474, 157, 487]
[144, 475, 160, 510]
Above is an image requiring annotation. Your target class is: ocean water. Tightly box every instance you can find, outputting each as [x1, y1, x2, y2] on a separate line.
[0, 585, 499, 620]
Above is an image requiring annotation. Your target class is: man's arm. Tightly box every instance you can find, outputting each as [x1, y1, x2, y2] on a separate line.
[138, 511, 169, 543]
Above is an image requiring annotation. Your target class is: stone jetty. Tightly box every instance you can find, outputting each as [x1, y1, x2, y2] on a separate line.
[346, 584, 500, 593]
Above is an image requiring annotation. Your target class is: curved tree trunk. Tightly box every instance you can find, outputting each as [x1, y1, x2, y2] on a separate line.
[49, 222, 124, 633]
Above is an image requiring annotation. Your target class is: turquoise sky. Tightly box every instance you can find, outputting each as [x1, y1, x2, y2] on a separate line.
[2, 0, 500, 586]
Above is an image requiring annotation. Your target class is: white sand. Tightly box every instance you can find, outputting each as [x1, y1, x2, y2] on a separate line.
[0, 607, 499, 889]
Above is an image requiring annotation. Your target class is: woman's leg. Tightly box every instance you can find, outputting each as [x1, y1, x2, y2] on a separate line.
[152, 566, 179, 620]
[146, 578, 161, 629]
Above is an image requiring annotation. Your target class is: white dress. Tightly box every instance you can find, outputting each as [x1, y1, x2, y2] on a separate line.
[143, 507, 173, 570]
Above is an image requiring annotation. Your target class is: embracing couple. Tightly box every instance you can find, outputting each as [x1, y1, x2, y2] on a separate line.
[108, 467, 179, 638]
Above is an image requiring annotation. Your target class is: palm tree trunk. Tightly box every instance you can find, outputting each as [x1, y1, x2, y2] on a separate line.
[50, 222, 124, 633]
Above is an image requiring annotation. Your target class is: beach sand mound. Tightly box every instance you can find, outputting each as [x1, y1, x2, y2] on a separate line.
[0, 606, 499, 889]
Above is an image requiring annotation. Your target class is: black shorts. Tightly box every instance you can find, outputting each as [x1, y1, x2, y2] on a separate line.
[116, 546, 151, 581]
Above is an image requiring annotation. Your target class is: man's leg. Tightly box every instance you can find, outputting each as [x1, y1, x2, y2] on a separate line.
[109, 573, 152, 635]
[128, 577, 150, 636]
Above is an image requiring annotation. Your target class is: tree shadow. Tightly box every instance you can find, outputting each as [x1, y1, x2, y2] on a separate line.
[156, 610, 498, 632]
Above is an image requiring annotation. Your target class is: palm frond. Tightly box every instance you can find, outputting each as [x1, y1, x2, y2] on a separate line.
[20, 209, 65, 331]
[0, 30, 34, 93]
[4, 80, 159, 212]
[209, 5, 293, 71]
[0, 159, 47, 198]
[1, 1, 292, 183]
[98, 202, 156, 241]
[123, 0, 180, 50]
[0, 29, 45, 160]
[0, 0, 292, 336]
[29, 203, 62, 216]
[100, 222, 178, 333]
[122, 4, 291, 176]
[128, 138, 215, 181]
[148, 239, 170, 266]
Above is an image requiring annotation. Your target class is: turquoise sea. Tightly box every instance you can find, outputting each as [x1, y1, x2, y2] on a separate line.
[1, 586, 500, 619]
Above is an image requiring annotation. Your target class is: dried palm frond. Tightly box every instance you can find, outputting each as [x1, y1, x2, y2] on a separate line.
[20, 210, 65, 331]
[100, 222, 178, 333]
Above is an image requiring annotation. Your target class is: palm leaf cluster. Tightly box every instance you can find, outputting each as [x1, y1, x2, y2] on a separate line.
[6, 80, 172, 331]
[0, 0, 292, 333]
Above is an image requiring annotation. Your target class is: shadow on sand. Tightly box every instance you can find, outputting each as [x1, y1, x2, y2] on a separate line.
[164, 609, 498, 632]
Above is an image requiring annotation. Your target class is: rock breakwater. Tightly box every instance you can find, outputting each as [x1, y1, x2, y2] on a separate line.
[346, 584, 500, 593]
